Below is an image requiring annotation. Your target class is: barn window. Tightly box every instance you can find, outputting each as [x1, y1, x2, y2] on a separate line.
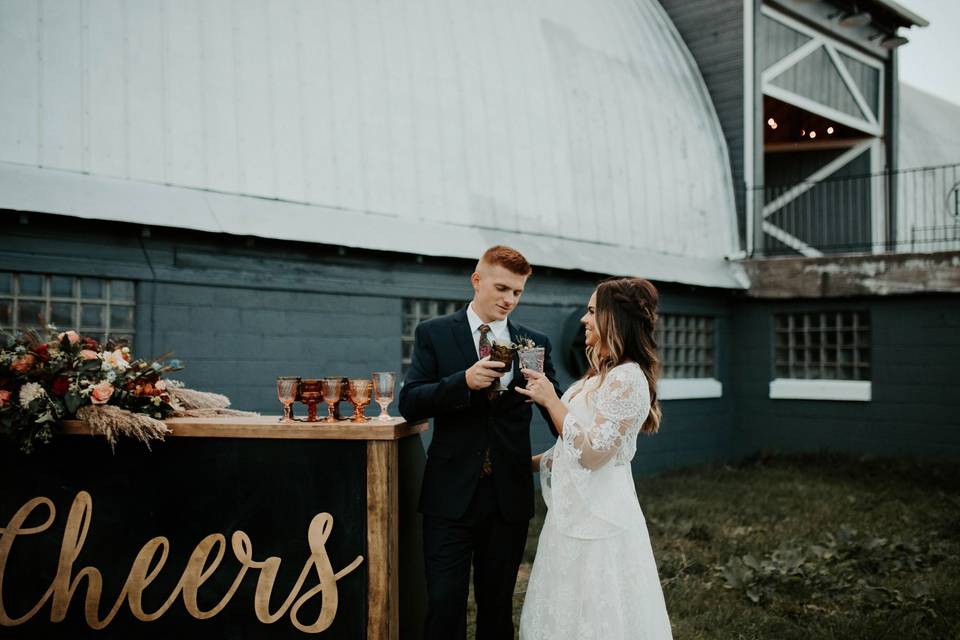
[0, 272, 136, 345]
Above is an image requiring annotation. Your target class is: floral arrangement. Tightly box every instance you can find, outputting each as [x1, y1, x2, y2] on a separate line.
[493, 334, 538, 350]
[0, 327, 182, 453]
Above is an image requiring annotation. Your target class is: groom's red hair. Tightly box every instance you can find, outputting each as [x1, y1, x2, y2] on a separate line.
[479, 245, 532, 276]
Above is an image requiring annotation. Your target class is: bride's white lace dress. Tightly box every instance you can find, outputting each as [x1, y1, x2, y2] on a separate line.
[520, 362, 673, 639]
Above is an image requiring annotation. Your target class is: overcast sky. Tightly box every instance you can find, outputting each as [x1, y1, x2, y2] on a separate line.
[897, 0, 960, 105]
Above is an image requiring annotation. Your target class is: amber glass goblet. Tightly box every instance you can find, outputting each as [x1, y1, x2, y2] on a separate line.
[348, 378, 372, 423]
[372, 372, 396, 421]
[321, 377, 343, 423]
[299, 379, 323, 422]
[277, 376, 300, 422]
[489, 343, 516, 392]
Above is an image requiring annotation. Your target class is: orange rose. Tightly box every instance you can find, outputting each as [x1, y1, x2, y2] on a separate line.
[0, 390, 11, 407]
[79, 350, 99, 360]
[90, 381, 114, 405]
[10, 354, 36, 373]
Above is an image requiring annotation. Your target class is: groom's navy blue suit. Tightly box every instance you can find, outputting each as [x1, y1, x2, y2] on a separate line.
[399, 306, 561, 640]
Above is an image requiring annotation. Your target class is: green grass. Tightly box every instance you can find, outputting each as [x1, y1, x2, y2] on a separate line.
[475, 452, 960, 639]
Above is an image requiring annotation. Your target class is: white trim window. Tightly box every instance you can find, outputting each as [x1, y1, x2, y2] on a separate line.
[0, 272, 136, 344]
[769, 310, 872, 402]
[401, 298, 461, 376]
[656, 314, 722, 400]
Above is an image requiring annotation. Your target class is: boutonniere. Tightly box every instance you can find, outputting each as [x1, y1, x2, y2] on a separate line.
[511, 334, 538, 350]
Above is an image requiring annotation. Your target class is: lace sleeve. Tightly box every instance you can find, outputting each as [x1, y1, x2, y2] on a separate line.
[559, 365, 649, 470]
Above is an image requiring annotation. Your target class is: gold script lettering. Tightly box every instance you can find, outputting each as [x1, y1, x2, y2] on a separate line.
[0, 492, 365, 633]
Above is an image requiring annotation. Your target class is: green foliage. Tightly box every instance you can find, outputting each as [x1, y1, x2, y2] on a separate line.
[501, 452, 960, 640]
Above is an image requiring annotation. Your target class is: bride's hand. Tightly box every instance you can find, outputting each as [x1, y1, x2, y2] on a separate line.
[515, 369, 558, 406]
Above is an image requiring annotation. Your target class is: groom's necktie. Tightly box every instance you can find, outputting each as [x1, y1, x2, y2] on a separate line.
[477, 324, 494, 477]
[478, 324, 492, 359]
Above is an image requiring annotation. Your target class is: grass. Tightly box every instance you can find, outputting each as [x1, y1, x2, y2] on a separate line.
[470, 452, 960, 639]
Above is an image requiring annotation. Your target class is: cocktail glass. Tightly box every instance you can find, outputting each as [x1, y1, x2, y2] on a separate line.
[518, 347, 545, 377]
[372, 372, 396, 421]
[489, 342, 516, 392]
[348, 378, 372, 423]
[299, 379, 323, 422]
[321, 377, 343, 423]
[276, 376, 300, 422]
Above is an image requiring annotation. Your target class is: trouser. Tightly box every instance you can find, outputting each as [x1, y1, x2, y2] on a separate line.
[421, 476, 529, 640]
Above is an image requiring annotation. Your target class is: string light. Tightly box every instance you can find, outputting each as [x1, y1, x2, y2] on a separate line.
[827, 126, 835, 134]
[767, 117, 778, 129]
[810, 131, 817, 139]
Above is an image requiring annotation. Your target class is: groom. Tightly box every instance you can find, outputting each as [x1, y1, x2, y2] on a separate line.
[399, 245, 561, 639]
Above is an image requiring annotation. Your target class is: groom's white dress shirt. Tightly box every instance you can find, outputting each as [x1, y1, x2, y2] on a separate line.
[467, 303, 514, 389]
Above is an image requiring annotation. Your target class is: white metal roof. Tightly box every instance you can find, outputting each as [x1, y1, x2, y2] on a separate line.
[0, 0, 743, 289]
[899, 84, 960, 169]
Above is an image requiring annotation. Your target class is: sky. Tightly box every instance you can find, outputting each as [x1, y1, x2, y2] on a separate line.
[897, 0, 960, 106]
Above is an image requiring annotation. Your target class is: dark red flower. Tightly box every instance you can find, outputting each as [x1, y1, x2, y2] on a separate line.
[82, 336, 100, 350]
[32, 343, 50, 362]
[51, 376, 70, 397]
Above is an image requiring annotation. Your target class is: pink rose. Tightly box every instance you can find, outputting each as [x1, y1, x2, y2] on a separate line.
[90, 381, 114, 405]
[0, 390, 11, 407]
[79, 350, 99, 360]
[58, 331, 80, 345]
[10, 354, 36, 373]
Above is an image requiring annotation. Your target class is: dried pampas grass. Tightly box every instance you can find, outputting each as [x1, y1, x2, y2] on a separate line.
[168, 385, 232, 411]
[165, 383, 259, 418]
[76, 404, 172, 453]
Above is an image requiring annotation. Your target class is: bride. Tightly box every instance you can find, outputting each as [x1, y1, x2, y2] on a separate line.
[515, 277, 673, 640]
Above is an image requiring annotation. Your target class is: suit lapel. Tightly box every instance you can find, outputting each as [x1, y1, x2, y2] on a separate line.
[451, 307, 478, 368]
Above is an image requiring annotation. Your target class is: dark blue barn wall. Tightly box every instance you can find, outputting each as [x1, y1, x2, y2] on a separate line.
[731, 296, 960, 459]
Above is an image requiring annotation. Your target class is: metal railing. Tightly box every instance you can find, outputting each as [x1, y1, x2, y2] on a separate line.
[749, 162, 960, 257]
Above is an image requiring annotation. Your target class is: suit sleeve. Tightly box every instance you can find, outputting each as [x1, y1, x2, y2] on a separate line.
[538, 335, 563, 437]
[398, 321, 471, 422]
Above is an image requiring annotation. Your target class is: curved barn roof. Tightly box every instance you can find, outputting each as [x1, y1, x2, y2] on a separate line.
[0, 0, 741, 288]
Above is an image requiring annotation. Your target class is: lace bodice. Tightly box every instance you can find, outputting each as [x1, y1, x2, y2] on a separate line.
[538, 362, 651, 539]
[556, 362, 649, 470]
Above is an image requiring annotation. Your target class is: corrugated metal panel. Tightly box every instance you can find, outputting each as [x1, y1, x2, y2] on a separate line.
[0, 0, 741, 287]
[656, 0, 746, 237]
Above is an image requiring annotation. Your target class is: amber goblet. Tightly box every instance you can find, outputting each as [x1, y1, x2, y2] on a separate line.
[489, 343, 516, 392]
[321, 378, 343, 423]
[348, 378, 372, 423]
[372, 371, 396, 421]
[276, 376, 300, 422]
[299, 379, 323, 422]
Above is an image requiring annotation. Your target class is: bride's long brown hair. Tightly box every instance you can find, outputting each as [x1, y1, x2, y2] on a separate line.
[583, 277, 662, 434]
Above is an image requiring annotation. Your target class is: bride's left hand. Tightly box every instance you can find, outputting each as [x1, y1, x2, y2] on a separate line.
[515, 369, 558, 406]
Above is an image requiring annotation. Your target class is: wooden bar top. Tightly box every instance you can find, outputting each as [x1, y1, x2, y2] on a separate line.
[61, 416, 428, 441]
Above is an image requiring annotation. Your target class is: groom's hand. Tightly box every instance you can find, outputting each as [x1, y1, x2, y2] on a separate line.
[466, 357, 506, 390]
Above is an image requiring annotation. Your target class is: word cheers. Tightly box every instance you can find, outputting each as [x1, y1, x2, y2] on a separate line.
[0, 491, 363, 633]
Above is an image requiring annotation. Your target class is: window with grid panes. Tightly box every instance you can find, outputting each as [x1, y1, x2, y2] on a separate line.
[655, 314, 716, 379]
[0, 272, 136, 344]
[774, 311, 870, 380]
[401, 298, 462, 376]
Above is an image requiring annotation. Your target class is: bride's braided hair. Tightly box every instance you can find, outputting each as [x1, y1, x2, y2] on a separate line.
[585, 277, 661, 434]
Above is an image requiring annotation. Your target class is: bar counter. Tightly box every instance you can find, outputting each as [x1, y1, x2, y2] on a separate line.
[0, 416, 428, 640]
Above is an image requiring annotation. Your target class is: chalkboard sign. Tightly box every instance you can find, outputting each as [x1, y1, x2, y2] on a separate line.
[0, 435, 370, 639]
